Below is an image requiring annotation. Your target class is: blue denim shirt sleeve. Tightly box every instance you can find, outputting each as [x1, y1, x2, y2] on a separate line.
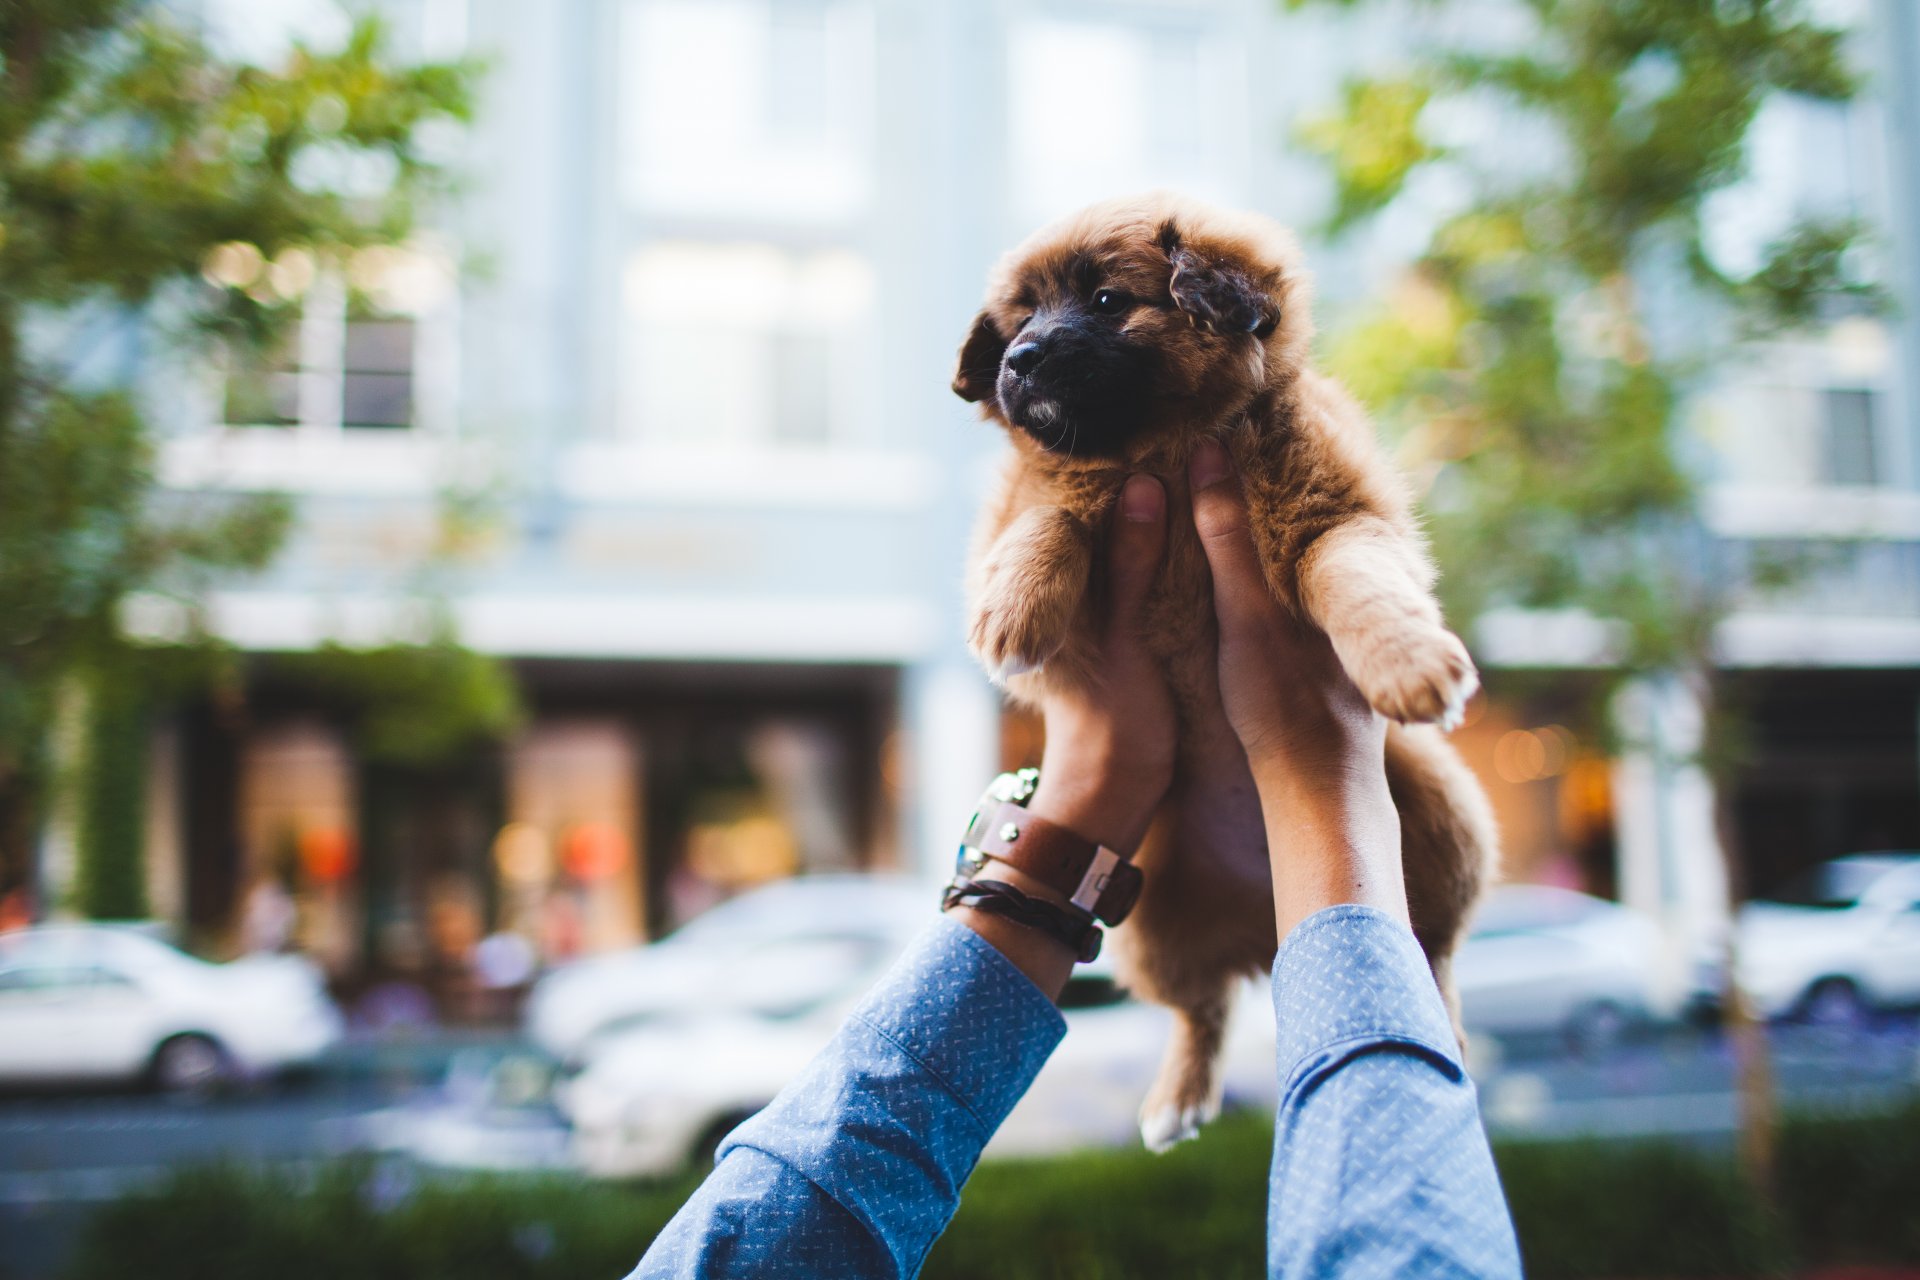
[630, 915, 1066, 1280]
[1267, 905, 1522, 1279]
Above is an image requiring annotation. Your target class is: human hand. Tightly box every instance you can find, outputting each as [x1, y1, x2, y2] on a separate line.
[1186, 440, 1383, 792]
[1025, 473, 1177, 857]
[1187, 440, 1406, 937]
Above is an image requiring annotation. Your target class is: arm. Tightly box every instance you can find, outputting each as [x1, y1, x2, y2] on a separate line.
[1189, 441, 1520, 1279]
[633, 477, 1176, 1279]
[630, 918, 1065, 1280]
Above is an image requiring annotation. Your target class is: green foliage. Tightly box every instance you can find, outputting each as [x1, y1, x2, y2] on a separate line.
[0, 1, 476, 893]
[1296, 77, 1443, 232]
[1294, 0, 1882, 694]
[62, 1160, 700, 1280]
[73, 664, 150, 919]
[58, 1104, 1920, 1280]
[1499, 1136, 1784, 1278]
[1727, 217, 1890, 334]
[1, 3, 476, 308]
[1774, 1101, 1920, 1266]
[925, 1109, 1272, 1278]
[275, 640, 522, 766]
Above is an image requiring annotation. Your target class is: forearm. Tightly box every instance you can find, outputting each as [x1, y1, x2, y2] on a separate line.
[1254, 754, 1408, 943]
[632, 919, 1066, 1280]
[1266, 907, 1520, 1278]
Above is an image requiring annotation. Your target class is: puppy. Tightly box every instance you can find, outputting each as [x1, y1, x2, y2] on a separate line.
[954, 192, 1499, 1151]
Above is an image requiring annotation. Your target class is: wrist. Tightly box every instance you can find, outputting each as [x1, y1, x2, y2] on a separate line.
[950, 904, 1076, 1000]
[1026, 763, 1158, 855]
[1252, 758, 1407, 938]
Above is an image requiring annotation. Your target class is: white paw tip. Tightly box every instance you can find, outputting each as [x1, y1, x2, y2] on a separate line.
[1437, 671, 1479, 733]
[1139, 1103, 1213, 1153]
[987, 655, 1040, 686]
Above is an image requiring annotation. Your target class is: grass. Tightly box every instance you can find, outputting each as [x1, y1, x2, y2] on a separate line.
[48, 1103, 1920, 1280]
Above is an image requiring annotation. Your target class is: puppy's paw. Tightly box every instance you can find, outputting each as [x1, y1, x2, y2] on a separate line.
[967, 593, 1062, 687]
[1353, 627, 1479, 729]
[1139, 1094, 1221, 1154]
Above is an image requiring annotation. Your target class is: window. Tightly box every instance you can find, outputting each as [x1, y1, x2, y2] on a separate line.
[214, 244, 451, 434]
[223, 332, 300, 427]
[342, 318, 416, 429]
[1821, 387, 1880, 486]
[619, 0, 873, 223]
[0, 965, 129, 997]
[613, 1, 877, 449]
[1700, 319, 1893, 493]
[621, 242, 873, 446]
[1006, 18, 1243, 228]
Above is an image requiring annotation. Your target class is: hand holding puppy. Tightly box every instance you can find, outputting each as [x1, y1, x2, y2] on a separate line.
[1027, 474, 1178, 858]
[1187, 440, 1409, 942]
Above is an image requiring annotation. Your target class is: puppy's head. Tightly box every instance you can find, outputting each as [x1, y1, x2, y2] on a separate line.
[952, 192, 1312, 461]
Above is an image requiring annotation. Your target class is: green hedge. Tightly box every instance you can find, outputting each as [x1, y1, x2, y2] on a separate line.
[58, 1104, 1920, 1280]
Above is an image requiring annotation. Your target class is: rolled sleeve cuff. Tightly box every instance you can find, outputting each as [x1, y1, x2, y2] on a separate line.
[848, 915, 1067, 1134]
[1271, 905, 1465, 1104]
[715, 915, 1067, 1273]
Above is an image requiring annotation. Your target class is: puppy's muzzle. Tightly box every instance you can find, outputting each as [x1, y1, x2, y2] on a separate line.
[1005, 340, 1045, 376]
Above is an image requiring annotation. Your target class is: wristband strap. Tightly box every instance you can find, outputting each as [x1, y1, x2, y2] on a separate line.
[965, 800, 1143, 926]
[941, 878, 1103, 963]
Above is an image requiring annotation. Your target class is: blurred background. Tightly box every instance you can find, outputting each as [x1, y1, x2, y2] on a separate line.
[2, 0, 1918, 1276]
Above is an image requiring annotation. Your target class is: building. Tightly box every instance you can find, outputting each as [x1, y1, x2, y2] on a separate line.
[82, 0, 1918, 990]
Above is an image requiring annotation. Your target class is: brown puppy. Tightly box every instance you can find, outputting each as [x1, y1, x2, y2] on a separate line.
[954, 192, 1499, 1151]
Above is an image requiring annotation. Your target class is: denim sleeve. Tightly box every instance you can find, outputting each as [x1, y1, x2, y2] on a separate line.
[631, 915, 1067, 1280]
[1267, 905, 1521, 1279]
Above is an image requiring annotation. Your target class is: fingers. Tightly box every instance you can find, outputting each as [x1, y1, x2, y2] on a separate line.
[1188, 440, 1277, 643]
[1105, 473, 1166, 625]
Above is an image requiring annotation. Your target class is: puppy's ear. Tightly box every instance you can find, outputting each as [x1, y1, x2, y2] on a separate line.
[1159, 220, 1279, 339]
[952, 310, 1007, 403]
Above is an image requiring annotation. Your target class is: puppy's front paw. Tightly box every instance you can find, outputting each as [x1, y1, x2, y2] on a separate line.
[1353, 627, 1479, 729]
[967, 593, 1063, 686]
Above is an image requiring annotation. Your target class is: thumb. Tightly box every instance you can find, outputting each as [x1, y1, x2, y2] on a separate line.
[1105, 474, 1166, 627]
[1189, 441, 1272, 641]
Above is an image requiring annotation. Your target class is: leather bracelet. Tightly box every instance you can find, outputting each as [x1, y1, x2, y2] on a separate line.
[942, 878, 1104, 963]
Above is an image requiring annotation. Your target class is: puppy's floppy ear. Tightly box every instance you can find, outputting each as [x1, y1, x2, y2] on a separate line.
[1159, 220, 1279, 339]
[952, 310, 1007, 403]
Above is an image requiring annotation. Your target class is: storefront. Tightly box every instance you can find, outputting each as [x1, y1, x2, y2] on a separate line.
[168, 658, 902, 1002]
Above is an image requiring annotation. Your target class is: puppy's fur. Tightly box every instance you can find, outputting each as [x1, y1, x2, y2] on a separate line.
[955, 193, 1499, 1151]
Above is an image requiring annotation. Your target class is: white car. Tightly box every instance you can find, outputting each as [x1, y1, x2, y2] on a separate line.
[525, 876, 930, 1060]
[560, 951, 1278, 1179]
[0, 924, 342, 1091]
[1738, 853, 1920, 1024]
[1453, 885, 1665, 1052]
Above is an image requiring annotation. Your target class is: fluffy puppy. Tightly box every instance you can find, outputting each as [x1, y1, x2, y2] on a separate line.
[954, 192, 1499, 1151]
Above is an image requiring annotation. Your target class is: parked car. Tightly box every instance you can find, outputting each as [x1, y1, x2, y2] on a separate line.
[524, 875, 929, 1061]
[0, 923, 342, 1092]
[1738, 853, 1920, 1024]
[1453, 885, 1664, 1053]
[558, 943, 1278, 1179]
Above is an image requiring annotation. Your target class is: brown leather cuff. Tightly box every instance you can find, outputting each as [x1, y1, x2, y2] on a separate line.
[964, 800, 1143, 926]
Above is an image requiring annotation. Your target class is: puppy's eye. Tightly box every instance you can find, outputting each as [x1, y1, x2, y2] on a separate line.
[1092, 289, 1131, 315]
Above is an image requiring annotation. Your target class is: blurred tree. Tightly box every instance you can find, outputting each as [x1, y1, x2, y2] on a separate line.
[0, 3, 477, 914]
[275, 636, 520, 769]
[1291, 0, 1885, 1195]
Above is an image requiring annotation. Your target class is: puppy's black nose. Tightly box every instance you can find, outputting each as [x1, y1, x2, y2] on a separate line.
[1005, 341, 1044, 376]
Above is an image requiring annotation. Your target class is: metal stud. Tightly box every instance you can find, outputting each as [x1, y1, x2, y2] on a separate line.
[999, 822, 1020, 842]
